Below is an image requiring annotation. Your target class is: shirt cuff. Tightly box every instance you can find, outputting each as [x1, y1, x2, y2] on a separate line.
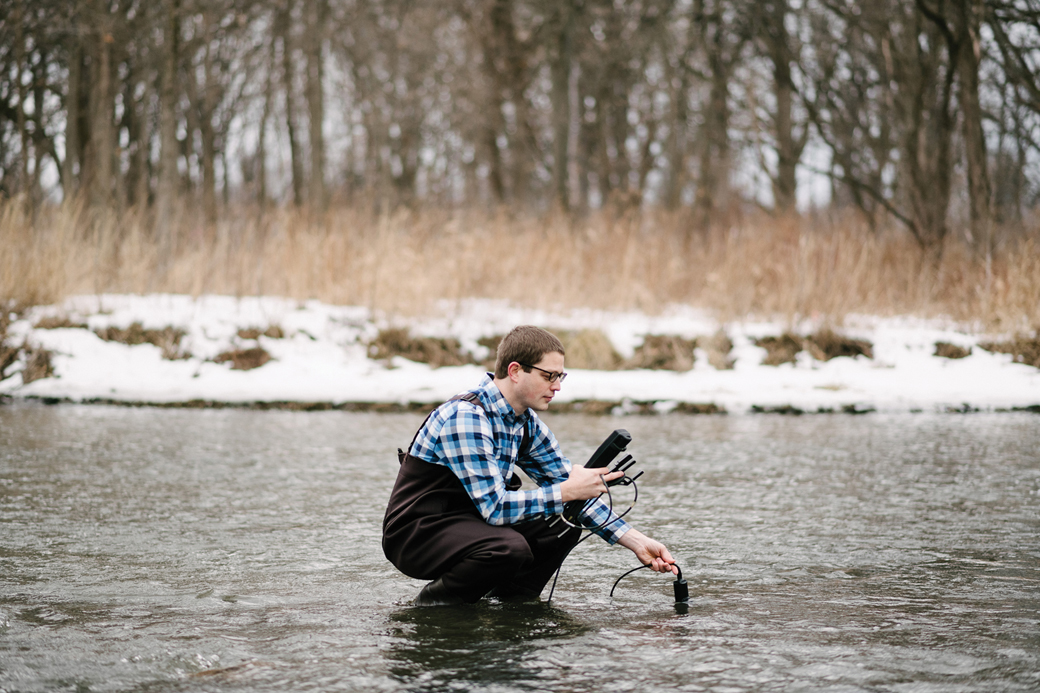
[596, 517, 632, 545]
[544, 483, 565, 516]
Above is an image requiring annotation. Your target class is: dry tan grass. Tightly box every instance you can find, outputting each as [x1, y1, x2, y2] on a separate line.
[2, 199, 1038, 331]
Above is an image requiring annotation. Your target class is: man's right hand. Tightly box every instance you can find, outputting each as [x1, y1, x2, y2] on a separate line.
[560, 465, 624, 502]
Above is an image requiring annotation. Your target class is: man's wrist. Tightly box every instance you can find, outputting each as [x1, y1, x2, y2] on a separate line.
[616, 527, 642, 550]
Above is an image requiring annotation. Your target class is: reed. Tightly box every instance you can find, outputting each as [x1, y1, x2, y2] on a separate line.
[1, 199, 1037, 331]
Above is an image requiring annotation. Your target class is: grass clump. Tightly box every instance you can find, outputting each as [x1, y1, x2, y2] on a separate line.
[94, 322, 190, 360]
[34, 316, 88, 330]
[0, 341, 19, 381]
[237, 325, 285, 340]
[21, 343, 54, 384]
[979, 333, 1040, 369]
[753, 333, 803, 366]
[0, 311, 55, 385]
[754, 329, 873, 365]
[477, 335, 504, 370]
[627, 335, 696, 371]
[805, 329, 874, 361]
[213, 347, 272, 371]
[556, 329, 622, 370]
[699, 330, 735, 370]
[0, 341, 55, 385]
[934, 342, 972, 359]
[367, 328, 474, 368]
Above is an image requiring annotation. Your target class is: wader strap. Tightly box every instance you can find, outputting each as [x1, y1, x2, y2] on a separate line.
[396, 391, 528, 490]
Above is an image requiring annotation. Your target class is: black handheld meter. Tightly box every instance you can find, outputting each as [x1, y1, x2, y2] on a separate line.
[558, 428, 638, 526]
[583, 428, 632, 468]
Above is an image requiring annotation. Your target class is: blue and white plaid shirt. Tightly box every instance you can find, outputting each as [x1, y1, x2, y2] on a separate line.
[409, 374, 631, 544]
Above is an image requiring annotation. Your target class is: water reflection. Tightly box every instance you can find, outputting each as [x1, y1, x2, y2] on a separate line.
[386, 602, 590, 691]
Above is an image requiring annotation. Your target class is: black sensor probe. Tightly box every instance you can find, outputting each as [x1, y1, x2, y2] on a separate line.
[609, 563, 689, 603]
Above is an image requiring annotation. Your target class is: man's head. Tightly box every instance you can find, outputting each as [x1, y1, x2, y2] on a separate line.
[494, 326, 565, 379]
[493, 326, 566, 414]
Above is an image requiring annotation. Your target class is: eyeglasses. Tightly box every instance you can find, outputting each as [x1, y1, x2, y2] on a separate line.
[518, 363, 568, 383]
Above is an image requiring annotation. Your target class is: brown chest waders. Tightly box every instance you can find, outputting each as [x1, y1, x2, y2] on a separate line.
[381, 392, 581, 603]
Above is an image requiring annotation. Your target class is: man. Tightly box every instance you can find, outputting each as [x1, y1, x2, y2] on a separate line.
[382, 325, 677, 605]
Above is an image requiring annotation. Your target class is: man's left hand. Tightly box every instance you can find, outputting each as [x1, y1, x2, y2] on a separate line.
[617, 528, 678, 575]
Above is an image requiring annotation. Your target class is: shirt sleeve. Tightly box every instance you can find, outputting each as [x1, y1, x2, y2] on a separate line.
[519, 417, 632, 545]
[430, 403, 564, 526]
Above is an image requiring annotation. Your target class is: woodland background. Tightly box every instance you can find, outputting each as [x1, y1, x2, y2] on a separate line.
[1, 0, 1038, 327]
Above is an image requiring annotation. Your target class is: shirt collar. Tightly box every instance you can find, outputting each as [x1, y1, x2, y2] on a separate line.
[478, 373, 530, 426]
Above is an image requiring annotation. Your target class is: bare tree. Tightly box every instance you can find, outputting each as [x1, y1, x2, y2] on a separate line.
[986, 0, 1040, 224]
[0, 0, 1037, 234]
[916, 0, 992, 251]
[690, 0, 750, 227]
[753, 0, 809, 213]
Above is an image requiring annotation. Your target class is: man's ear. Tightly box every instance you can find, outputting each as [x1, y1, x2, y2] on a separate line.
[507, 361, 522, 381]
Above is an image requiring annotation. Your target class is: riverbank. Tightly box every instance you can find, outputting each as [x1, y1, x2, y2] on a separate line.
[1, 294, 1038, 414]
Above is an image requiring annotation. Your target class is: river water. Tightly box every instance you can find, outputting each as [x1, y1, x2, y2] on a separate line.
[1, 404, 1038, 692]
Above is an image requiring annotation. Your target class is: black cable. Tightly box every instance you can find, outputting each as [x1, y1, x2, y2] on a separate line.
[545, 477, 640, 605]
[554, 481, 615, 532]
[609, 564, 652, 597]
[538, 453, 688, 606]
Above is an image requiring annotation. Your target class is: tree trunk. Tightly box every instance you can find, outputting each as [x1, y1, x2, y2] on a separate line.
[903, 42, 954, 256]
[278, 0, 304, 207]
[488, 0, 535, 205]
[906, 1, 960, 256]
[764, 0, 801, 213]
[478, 1, 509, 204]
[593, 79, 613, 202]
[257, 38, 275, 207]
[664, 51, 689, 210]
[955, 0, 991, 249]
[157, 0, 180, 239]
[550, 1, 575, 211]
[198, 21, 218, 224]
[15, 1, 30, 198]
[124, 68, 150, 208]
[64, 38, 83, 201]
[90, 10, 116, 209]
[483, 116, 506, 203]
[610, 80, 631, 199]
[305, 0, 327, 213]
[694, 12, 733, 230]
[31, 49, 53, 202]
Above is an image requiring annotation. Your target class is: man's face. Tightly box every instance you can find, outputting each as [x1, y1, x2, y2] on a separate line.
[513, 351, 565, 413]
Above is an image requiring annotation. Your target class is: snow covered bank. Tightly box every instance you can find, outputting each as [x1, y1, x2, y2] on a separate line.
[1, 294, 1038, 414]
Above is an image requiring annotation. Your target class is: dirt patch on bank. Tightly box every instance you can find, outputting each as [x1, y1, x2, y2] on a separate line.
[556, 329, 623, 370]
[1, 307, 56, 385]
[979, 333, 1040, 369]
[20, 343, 54, 383]
[753, 333, 803, 366]
[34, 316, 89, 330]
[754, 329, 873, 366]
[367, 328, 475, 368]
[626, 335, 696, 371]
[700, 330, 735, 370]
[237, 325, 285, 340]
[213, 347, 272, 371]
[934, 342, 972, 359]
[94, 322, 190, 360]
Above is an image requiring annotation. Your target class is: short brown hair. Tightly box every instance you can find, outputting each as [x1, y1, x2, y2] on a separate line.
[494, 326, 565, 379]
